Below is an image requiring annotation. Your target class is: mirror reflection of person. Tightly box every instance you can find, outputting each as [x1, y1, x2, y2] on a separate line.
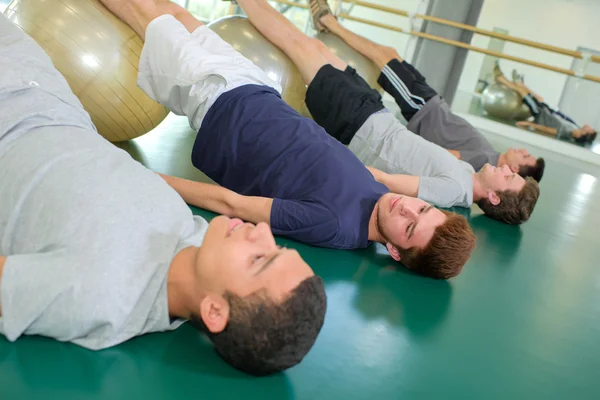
[494, 63, 597, 144]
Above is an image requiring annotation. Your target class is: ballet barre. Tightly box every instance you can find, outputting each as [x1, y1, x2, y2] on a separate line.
[268, 0, 600, 84]
[339, 0, 600, 65]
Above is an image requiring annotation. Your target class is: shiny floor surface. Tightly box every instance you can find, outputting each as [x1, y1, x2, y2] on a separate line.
[1, 114, 599, 399]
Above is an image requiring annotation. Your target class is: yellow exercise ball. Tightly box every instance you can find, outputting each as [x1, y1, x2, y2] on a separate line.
[315, 32, 382, 92]
[5, 0, 169, 142]
[208, 15, 311, 118]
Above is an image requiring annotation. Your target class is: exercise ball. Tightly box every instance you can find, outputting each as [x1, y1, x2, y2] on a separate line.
[209, 15, 311, 117]
[315, 32, 382, 92]
[5, 0, 169, 142]
[514, 103, 532, 121]
[481, 83, 523, 120]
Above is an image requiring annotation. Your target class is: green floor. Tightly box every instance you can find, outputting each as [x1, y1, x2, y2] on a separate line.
[1, 114, 600, 400]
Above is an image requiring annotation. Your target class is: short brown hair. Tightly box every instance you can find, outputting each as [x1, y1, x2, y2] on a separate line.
[191, 276, 327, 376]
[399, 211, 476, 279]
[478, 177, 540, 224]
[519, 157, 545, 182]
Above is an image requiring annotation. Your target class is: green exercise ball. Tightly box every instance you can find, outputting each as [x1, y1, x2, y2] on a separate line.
[208, 15, 311, 117]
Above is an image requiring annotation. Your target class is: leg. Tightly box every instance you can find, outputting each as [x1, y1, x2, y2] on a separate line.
[495, 74, 530, 98]
[236, 0, 346, 84]
[493, 68, 544, 117]
[314, 9, 437, 121]
[0, 12, 96, 141]
[236, 0, 383, 144]
[102, 0, 278, 131]
[99, 0, 202, 37]
[320, 14, 398, 70]
[98, 0, 163, 39]
[511, 74, 544, 103]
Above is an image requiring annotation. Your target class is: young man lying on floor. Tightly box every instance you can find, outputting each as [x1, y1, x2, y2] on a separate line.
[0, 9, 326, 376]
[100, 0, 476, 279]
[308, 0, 546, 184]
[234, 0, 540, 225]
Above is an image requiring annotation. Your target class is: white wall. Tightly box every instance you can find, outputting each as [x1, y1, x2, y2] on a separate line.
[458, 0, 600, 108]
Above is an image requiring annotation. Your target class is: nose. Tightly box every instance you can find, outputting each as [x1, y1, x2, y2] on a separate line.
[502, 164, 511, 173]
[399, 204, 419, 220]
[247, 222, 271, 243]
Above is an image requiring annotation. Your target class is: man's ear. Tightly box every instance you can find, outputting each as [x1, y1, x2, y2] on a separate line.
[488, 191, 501, 206]
[386, 242, 402, 262]
[199, 295, 230, 333]
[510, 164, 519, 173]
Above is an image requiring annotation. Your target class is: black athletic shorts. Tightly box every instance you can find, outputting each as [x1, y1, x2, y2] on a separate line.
[522, 94, 544, 116]
[377, 58, 438, 122]
[305, 64, 384, 145]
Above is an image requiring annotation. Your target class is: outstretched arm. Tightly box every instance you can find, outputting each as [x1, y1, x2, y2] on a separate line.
[0, 256, 6, 316]
[158, 174, 273, 225]
[366, 167, 420, 197]
[516, 121, 558, 136]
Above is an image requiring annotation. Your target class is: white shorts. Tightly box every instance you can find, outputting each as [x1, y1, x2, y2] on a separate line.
[137, 15, 281, 131]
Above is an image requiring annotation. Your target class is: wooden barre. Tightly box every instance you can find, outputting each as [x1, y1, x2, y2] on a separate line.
[340, 0, 600, 64]
[265, 0, 600, 83]
[339, 13, 600, 84]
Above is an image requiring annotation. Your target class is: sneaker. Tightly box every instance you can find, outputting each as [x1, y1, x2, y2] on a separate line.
[309, 0, 333, 32]
[493, 60, 504, 80]
[512, 69, 525, 85]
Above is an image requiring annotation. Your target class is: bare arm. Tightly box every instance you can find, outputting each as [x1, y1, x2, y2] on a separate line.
[516, 121, 558, 136]
[158, 174, 273, 225]
[447, 149, 461, 159]
[366, 167, 420, 197]
[0, 256, 5, 316]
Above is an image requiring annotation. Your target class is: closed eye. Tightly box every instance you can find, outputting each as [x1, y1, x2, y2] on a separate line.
[408, 206, 433, 239]
[254, 252, 282, 276]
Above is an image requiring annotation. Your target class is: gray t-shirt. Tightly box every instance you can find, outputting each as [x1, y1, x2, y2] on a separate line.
[534, 106, 577, 139]
[0, 14, 208, 350]
[407, 95, 500, 172]
[348, 110, 474, 208]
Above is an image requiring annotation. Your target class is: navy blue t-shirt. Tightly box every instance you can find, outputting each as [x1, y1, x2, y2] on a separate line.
[192, 85, 389, 249]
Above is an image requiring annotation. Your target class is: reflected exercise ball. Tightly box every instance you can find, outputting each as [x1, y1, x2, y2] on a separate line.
[209, 15, 310, 117]
[481, 83, 523, 120]
[514, 103, 532, 121]
[315, 32, 382, 92]
[5, 0, 169, 142]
